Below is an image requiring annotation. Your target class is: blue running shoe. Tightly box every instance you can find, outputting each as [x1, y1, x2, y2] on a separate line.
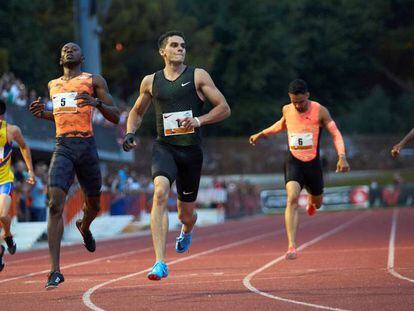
[147, 261, 168, 281]
[175, 230, 192, 253]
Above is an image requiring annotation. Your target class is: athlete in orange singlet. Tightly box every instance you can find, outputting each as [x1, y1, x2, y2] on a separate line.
[249, 79, 350, 259]
[29, 42, 120, 289]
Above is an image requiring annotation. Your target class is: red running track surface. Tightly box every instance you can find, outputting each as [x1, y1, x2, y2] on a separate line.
[0, 208, 413, 311]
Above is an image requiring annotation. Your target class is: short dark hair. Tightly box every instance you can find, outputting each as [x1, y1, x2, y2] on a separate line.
[0, 99, 6, 115]
[288, 79, 308, 94]
[158, 31, 186, 49]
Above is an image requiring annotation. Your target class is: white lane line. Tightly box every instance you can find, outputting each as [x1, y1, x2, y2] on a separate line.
[5, 215, 272, 265]
[5, 248, 83, 265]
[82, 215, 339, 311]
[0, 247, 153, 284]
[387, 208, 414, 283]
[243, 212, 370, 311]
[82, 230, 277, 311]
[0, 218, 276, 284]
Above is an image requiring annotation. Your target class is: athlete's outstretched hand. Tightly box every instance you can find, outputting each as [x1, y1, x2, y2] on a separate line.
[249, 132, 265, 146]
[29, 97, 45, 118]
[26, 171, 36, 185]
[336, 156, 350, 173]
[391, 144, 402, 158]
[123, 133, 137, 152]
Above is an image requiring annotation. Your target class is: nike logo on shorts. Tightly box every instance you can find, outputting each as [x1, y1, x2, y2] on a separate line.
[183, 191, 194, 195]
[181, 82, 191, 87]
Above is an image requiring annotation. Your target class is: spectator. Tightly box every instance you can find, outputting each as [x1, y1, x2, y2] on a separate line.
[14, 89, 28, 107]
[28, 89, 38, 104]
[13, 160, 30, 222]
[29, 163, 48, 222]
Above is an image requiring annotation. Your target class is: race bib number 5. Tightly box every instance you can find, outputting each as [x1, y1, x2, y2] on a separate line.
[52, 92, 78, 114]
[289, 133, 313, 150]
[163, 110, 195, 136]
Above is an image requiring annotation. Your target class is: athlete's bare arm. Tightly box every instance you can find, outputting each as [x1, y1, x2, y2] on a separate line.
[8, 125, 35, 184]
[179, 69, 230, 131]
[28, 82, 55, 122]
[123, 74, 154, 151]
[249, 106, 287, 146]
[391, 128, 414, 157]
[75, 74, 120, 124]
[320, 106, 350, 173]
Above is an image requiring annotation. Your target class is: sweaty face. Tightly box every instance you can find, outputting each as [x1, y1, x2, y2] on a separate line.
[161, 36, 186, 63]
[60, 43, 83, 66]
[289, 92, 310, 113]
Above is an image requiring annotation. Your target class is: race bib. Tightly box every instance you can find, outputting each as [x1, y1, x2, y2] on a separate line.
[163, 110, 195, 136]
[52, 92, 78, 114]
[289, 133, 313, 150]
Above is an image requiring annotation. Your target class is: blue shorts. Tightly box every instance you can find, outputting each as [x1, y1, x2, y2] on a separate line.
[0, 182, 14, 196]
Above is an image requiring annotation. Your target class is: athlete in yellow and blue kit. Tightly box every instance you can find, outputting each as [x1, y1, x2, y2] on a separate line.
[0, 99, 35, 271]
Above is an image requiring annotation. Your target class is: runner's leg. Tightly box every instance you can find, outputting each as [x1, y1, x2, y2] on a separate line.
[151, 176, 170, 262]
[0, 194, 12, 237]
[285, 181, 301, 248]
[47, 187, 66, 272]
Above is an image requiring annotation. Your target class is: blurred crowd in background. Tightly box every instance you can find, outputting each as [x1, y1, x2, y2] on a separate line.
[2, 70, 413, 223]
[12, 159, 261, 222]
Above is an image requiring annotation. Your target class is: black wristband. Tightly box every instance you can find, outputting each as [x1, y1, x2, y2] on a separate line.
[96, 99, 103, 108]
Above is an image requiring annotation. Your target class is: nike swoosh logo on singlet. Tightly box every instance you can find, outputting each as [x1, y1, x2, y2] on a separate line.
[181, 82, 191, 87]
[163, 114, 173, 118]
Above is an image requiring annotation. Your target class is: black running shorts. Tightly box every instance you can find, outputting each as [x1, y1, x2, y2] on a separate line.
[48, 137, 102, 197]
[284, 153, 324, 196]
[151, 141, 203, 202]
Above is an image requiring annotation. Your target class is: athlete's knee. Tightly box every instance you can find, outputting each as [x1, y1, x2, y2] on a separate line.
[85, 203, 100, 214]
[178, 209, 196, 225]
[84, 197, 101, 213]
[286, 195, 299, 208]
[314, 202, 322, 209]
[48, 197, 64, 217]
[153, 187, 169, 205]
[309, 194, 323, 209]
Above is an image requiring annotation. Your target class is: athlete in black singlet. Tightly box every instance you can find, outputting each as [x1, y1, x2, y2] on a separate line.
[123, 31, 230, 280]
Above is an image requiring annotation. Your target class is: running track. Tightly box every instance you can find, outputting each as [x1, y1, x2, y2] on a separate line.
[0, 208, 413, 310]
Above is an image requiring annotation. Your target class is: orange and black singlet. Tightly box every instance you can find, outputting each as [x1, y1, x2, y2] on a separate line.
[49, 72, 94, 138]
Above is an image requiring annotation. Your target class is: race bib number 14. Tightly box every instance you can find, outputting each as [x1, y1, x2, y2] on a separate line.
[289, 132, 313, 150]
[52, 92, 78, 114]
[163, 110, 195, 136]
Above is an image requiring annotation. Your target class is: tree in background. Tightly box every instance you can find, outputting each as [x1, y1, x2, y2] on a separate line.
[1, 0, 413, 135]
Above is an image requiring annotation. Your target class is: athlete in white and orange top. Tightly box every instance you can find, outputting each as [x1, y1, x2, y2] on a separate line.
[249, 79, 350, 259]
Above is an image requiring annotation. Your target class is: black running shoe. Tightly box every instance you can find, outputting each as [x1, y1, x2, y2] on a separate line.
[4, 236, 16, 255]
[76, 219, 96, 252]
[0, 245, 5, 272]
[45, 271, 64, 290]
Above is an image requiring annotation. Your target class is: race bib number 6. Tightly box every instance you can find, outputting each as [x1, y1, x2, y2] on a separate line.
[52, 92, 78, 114]
[163, 110, 195, 136]
[289, 132, 313, 150]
